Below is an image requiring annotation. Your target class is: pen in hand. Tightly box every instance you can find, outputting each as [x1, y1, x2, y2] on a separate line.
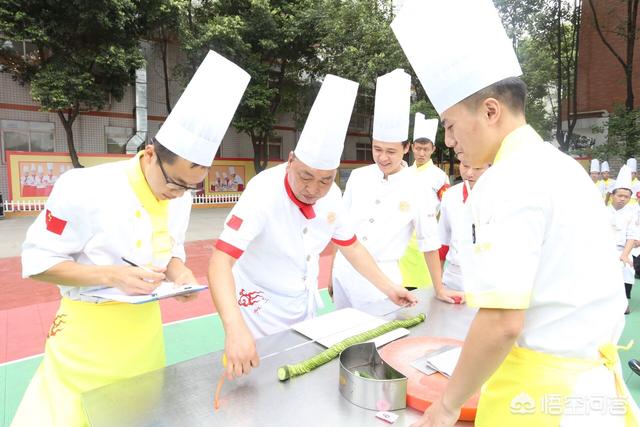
[121, 257, 164, 292]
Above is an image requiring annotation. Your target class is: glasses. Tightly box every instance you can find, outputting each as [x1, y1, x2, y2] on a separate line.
[156, 151, 200, 192]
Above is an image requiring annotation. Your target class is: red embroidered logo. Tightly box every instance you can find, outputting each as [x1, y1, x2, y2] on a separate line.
[237, 289, 265, 307]
[45, 209, 67, 235]
[227, 215, 243, 231]
[47, 314, 67, 338]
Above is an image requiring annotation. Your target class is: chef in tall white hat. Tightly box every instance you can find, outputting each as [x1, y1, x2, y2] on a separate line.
[209, 74, 415, 380]
[590, 159, 606, 198]
[601, 160, 617, 203]
[392, 0, 635, 425]
[626, 158, 639, 204]
[15, 50, 250, 426]
[590, 158, 601, 182]
[399, 112, 450, 289]
[228, 165, 244, 190]
[331, 68, 448, 312]
[609, 165, 639, 315]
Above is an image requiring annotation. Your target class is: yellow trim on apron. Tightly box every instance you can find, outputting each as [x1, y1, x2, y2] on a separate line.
[12, 154, 171, 427]
[476, 343, 638, 427]
[398, 161, 436, 288]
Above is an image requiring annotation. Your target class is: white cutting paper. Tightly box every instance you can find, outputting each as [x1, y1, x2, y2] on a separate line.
[424, 346, 462, 377]
[292, 307, 409, 348]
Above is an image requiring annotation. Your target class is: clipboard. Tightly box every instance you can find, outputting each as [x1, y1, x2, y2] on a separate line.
[80, 282, 208, 304]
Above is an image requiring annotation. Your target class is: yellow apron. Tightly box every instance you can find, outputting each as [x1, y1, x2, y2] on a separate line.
[399, 232, 434, 288]
[12, 153, 172, 427]
[476, 343, 639, 426]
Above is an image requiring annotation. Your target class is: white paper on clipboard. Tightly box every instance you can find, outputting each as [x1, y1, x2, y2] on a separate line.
[80, 282, 207, 304]
[292, 307, 409, 348]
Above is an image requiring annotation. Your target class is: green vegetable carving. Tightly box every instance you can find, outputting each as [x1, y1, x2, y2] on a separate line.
[278, 313, 425, 381]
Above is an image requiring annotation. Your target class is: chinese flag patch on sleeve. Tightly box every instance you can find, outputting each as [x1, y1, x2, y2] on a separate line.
[226, 215, 243, 231]
[45, 209, 67, 235]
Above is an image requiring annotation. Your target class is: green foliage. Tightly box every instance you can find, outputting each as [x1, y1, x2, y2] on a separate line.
[588, 105, 640, 159]
[0, 0, 161, 165]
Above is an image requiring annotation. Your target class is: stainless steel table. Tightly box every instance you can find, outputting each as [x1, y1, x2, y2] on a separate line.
[82, 289, 478, 426]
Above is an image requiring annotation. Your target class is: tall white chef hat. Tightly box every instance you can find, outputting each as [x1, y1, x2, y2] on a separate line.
[47, 162, 53, 171]
[372, 69, 411, 143]
[614, 165, 633, 192]
[391, 0, 522, 115]
[30, 164, 36, 172]
[294, 74, 359, 170]
[228, 166, 236, 174]
[155, 50, 250, 167]
[590, 159, 600, 173]
[601, 161, 611, 173]
[22, 165, 29, 173]
[413, 113, 439, 143]
[37, 164, 43, 174]
[626, 158, 637, 173]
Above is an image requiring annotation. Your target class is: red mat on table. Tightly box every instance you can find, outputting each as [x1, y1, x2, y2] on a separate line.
[379, 336, 479, 422]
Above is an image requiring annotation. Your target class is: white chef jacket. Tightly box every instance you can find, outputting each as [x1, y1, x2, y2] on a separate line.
[231, 175, 244, 186]
[22, 155, 192, 301]
[216, 163, 356, 338]
[438, 181, 472, 291]
[413, 159, 450, 213]
[608, 203, 640, 283]
[463, 125, 626, 360]
[332, 163, 440, 309]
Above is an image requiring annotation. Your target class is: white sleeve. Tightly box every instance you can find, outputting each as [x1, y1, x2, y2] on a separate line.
[414, 190, 441, 252]
[465, 189, 545, 309]
[438, 194, 452, 246]
[216, 178, 266, 258]
[330, 187, 356, 245]
[21, 171, 92, 278]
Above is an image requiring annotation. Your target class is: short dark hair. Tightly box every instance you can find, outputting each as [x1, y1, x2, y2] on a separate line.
[152, 137, 204, 168]
[613, 188, 633, 196]
[462, 77, 527, 114]
[413, 138, 434, 145]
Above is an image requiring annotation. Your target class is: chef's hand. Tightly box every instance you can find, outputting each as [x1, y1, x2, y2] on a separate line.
[224, 325, 259, 380]
[411, 396, 460, 427]
[108, 265, 165, 295]
[387, 285, 418, 307]
[436, 287, 465, 304]
[620, 254, 634, 267]
[171, 268, 199, 303]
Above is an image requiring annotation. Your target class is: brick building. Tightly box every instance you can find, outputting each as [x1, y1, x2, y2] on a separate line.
[571, 0, 640, 148]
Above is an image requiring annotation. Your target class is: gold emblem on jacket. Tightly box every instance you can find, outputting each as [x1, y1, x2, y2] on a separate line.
[327, 212, 337, 224]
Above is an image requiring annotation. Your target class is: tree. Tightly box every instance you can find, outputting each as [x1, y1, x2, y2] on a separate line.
[179, 0, 321, 173]
[0, 0, 158, 167]
[588, 0, 639, 112]
[543, 0, 582, 152]
[587, 0, 639, 158]
[496, 0, 555, 141]
[146, 0, 188, 114]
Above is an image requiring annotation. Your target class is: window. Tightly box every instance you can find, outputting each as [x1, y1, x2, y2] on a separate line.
[1, 120, 54, 163]
[268, 136, 282, 160]
[0, 38, 39, 61]
[356, 142, 372, 162]
[105, 126, 133, 154]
